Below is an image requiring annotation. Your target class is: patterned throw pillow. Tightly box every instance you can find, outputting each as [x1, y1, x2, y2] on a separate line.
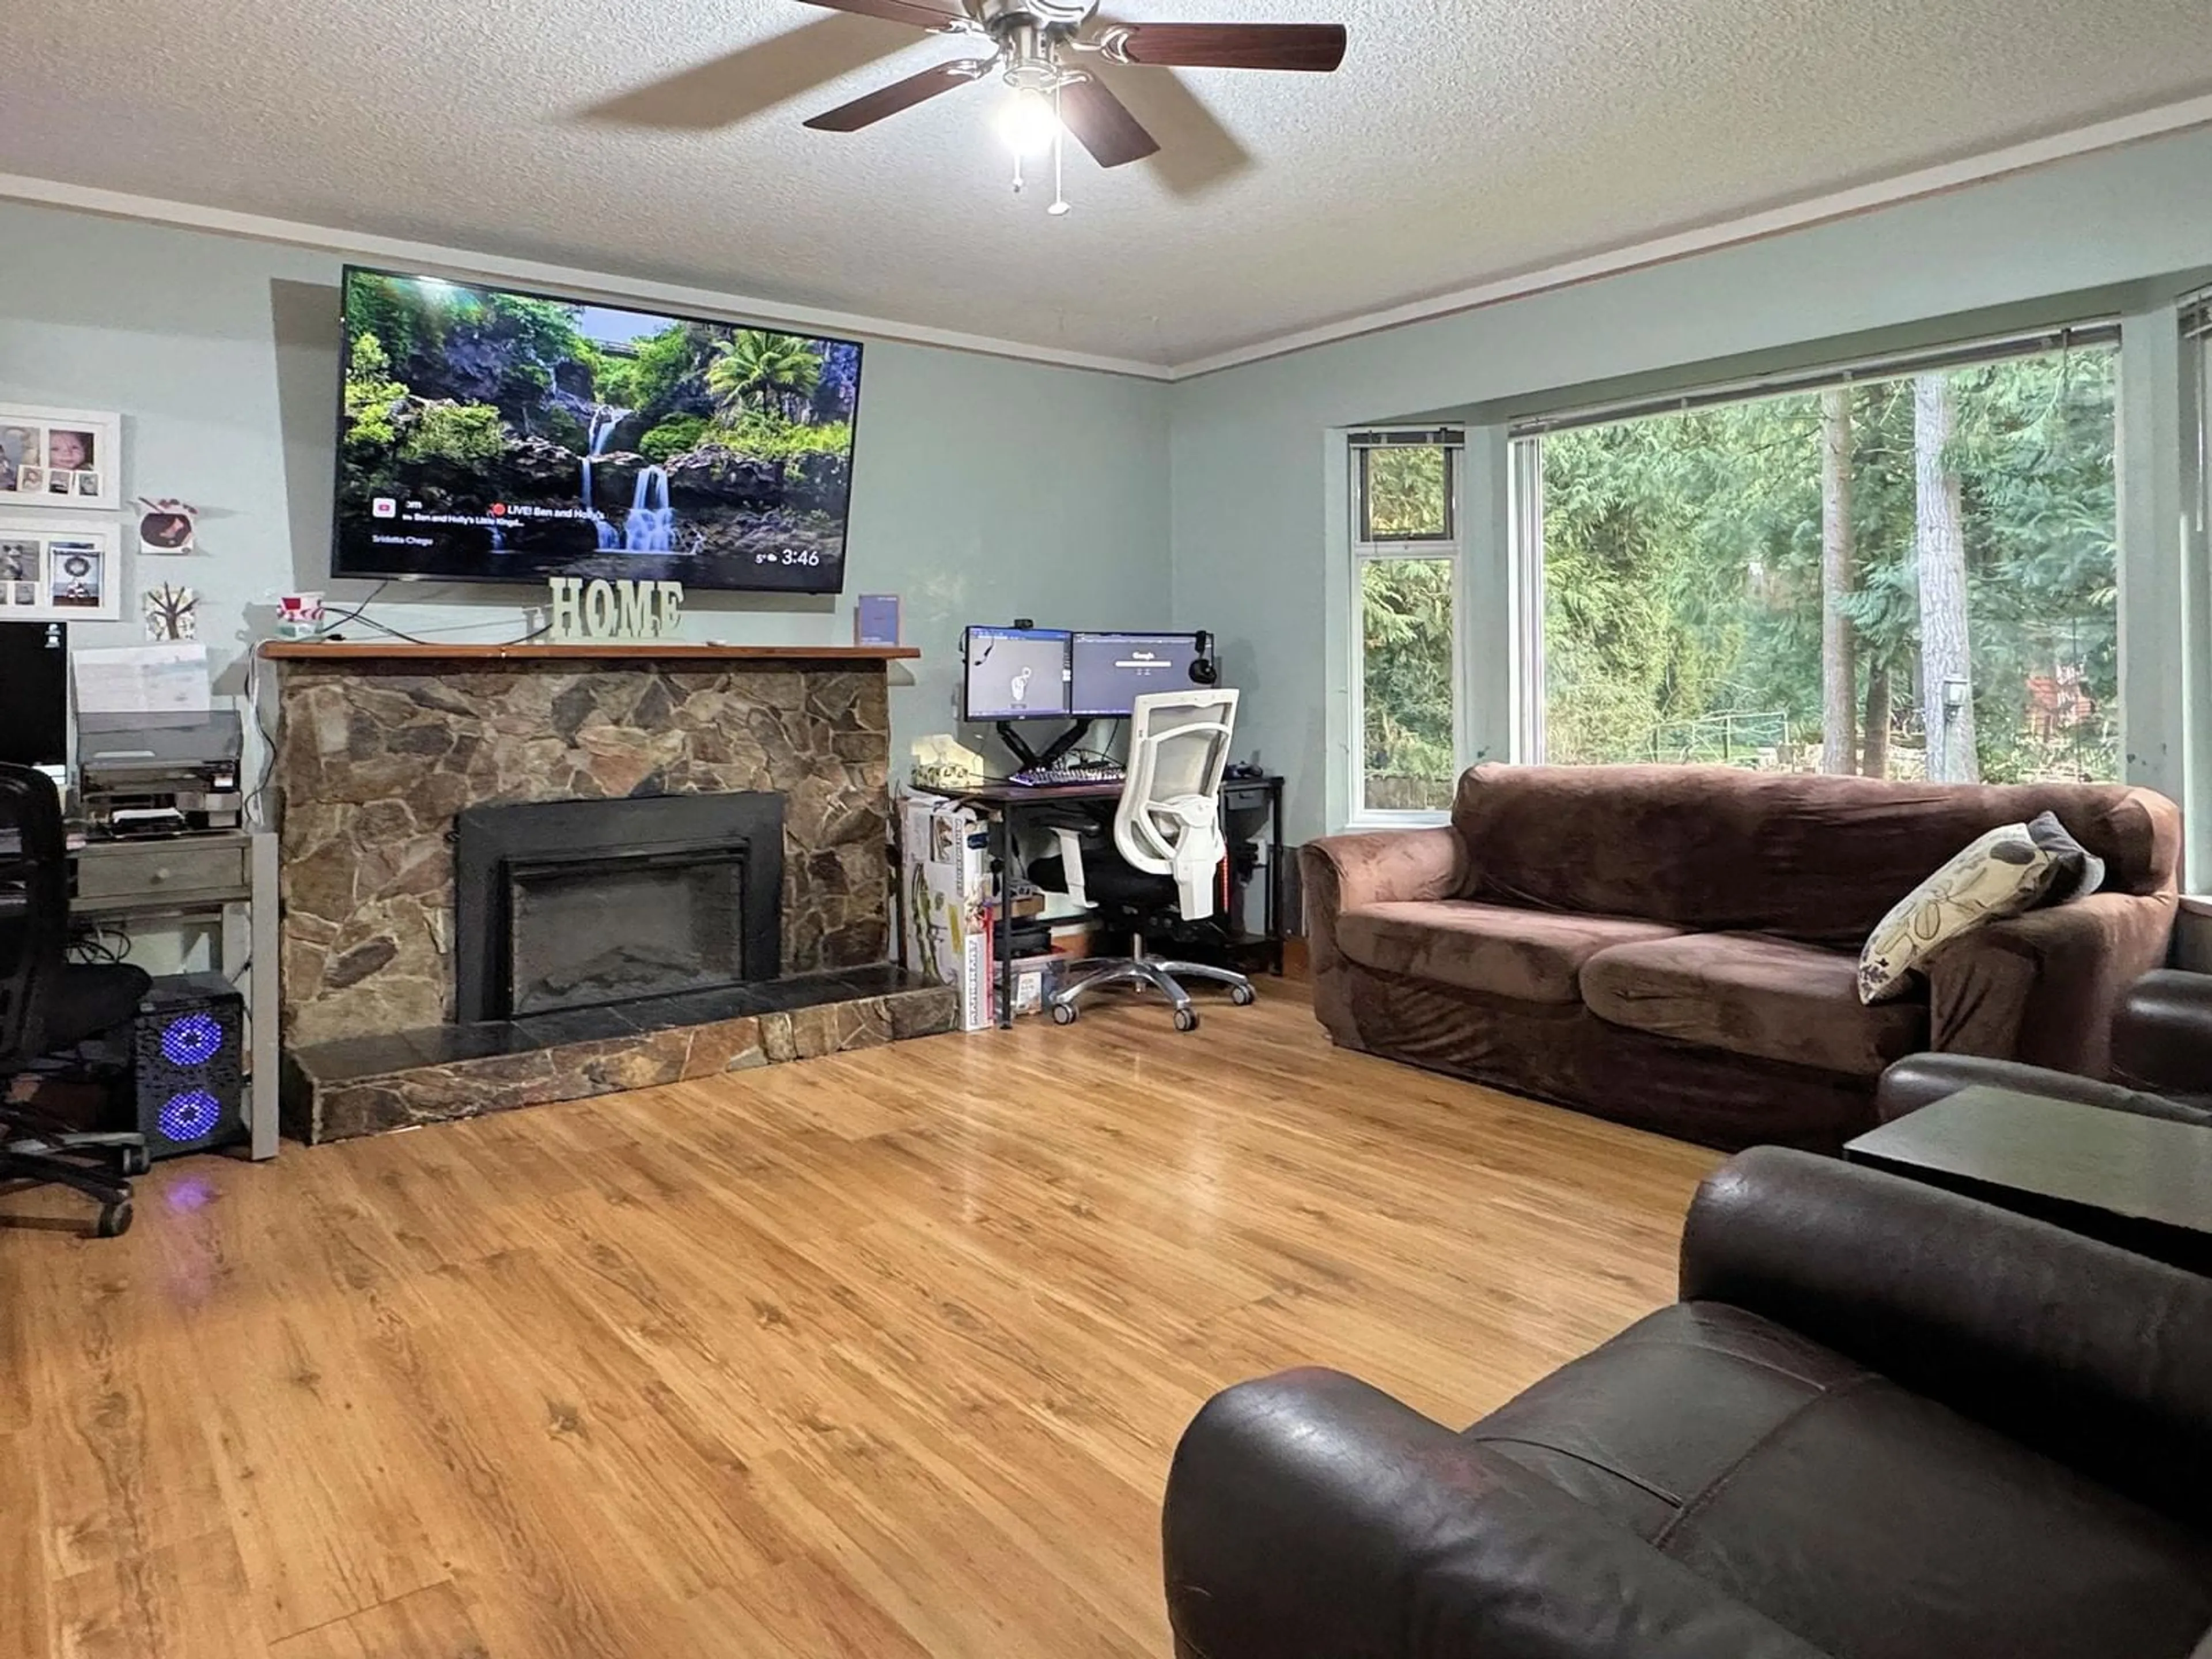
[2025, 809, 2105, 905]
[1858, 823, 2060, 1005]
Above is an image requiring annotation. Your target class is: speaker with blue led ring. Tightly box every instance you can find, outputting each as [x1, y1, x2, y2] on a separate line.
[132, 972, 246, 1159]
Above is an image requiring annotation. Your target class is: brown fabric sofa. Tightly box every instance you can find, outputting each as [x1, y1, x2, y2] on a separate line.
[1304, 764, 2181, 1149]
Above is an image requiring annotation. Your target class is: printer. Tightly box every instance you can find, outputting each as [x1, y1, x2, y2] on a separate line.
[77, 710, 245, 837]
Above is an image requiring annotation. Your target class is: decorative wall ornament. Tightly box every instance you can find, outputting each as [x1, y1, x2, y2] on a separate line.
[143, 582, 199, 641]
[0, 406, 122, 512]
[135, 498, 200, 555]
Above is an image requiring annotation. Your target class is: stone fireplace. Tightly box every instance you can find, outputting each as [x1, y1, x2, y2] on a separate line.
[266, 642, 950, 1143]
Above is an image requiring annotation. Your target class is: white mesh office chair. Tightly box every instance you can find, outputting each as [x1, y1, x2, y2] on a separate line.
[1035, 688, 1255, 1032]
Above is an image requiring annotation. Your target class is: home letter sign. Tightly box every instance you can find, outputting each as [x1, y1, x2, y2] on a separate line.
[547, 577, 684, 642]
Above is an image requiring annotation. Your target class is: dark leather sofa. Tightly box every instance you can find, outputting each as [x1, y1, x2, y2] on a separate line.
[1304, 765, 2182, 1150]
[1880, 966, 2212, 1125]
[1163, 1147, 2212, 1659]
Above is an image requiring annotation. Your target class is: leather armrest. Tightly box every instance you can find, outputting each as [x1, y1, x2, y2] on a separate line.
[2114, 969, 2212, 1101]
[1927, 891, 2177, 1075]
[1164, 1367, 1834, 1659]
[1300, 828, 1465, 1047]
[1682, 1147, 2212, 1528]
[1874, 1052, 2210, 1126]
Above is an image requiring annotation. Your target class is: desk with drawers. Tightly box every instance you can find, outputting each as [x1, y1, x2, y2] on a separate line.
[70, 830, 281, 1160]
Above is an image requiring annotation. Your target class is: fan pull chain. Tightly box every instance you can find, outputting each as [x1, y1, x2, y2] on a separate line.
[1048, 80, 1071, 216]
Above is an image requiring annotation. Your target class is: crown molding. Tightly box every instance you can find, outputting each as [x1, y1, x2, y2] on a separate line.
[7, 92, 2211, 385]
[0, 171, 1177, 382]
[1169, 93, 2212, 380]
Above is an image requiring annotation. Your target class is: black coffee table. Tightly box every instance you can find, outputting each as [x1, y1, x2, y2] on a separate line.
[1844, 1084, 2212, 1272]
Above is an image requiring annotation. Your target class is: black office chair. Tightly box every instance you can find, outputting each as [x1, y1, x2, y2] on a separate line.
[1, 764, 150, 1236]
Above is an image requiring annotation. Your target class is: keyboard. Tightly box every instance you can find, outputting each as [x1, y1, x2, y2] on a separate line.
[1008, 765, 1124, 788]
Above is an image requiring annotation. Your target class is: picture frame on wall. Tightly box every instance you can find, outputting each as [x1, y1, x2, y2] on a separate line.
[0, 517, 122, 621]
[0, 406, 122, 512]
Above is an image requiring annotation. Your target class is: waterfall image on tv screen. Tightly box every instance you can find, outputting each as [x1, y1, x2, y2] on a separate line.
[334, 267, 862, 593]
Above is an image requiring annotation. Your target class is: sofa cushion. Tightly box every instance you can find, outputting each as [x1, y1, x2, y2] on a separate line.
[1465, 1302, 2212, 1659]
[1582, 931, 1926, 1075]
[1335, 901, 1681, 1005]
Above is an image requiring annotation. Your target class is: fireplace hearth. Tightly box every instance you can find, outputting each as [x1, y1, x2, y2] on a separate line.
[271, 647, 941, 1145]
[454, 791, 782, 1023]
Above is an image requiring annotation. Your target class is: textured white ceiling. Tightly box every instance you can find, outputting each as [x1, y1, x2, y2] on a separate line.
[5, 0, 2210, 366]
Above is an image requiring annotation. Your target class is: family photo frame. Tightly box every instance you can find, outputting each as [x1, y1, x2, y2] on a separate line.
[0, 517, 122, 621]
[0, 405, 123, 513]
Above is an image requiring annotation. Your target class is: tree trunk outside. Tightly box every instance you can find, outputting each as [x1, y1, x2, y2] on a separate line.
[1862, 662, 1892, 778]
[1914, 374, 1977, 782]
[1820, 388, 1856, 775]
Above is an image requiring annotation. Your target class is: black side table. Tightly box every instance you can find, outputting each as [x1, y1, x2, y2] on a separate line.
[1844, 1084, 2212, 1273]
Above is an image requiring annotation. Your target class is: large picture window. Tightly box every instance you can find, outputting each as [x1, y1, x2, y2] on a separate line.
[1517, 332, 2120, 782]
[1352, 434, 1462, 815]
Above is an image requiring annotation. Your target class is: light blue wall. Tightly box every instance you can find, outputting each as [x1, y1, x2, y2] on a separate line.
[11, 124, 2212, 868]
[1169, 128, 2212, 844]
[0, 199, 1173, 767]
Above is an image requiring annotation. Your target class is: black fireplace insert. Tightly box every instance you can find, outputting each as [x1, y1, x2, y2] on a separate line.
[453, 792, 782, 1022]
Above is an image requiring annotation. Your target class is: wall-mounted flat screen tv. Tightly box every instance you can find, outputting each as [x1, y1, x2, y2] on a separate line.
[333, 266, 863, 594]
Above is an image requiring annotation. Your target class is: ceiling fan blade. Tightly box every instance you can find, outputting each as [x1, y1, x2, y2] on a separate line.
[578, 16, 921, 132]
[1094, 21, 1347, 71]
[804, 58, 995, 131]
[1057, 75, 1161, 169]
[1093, 65, 1252, 197]
[794, 0, 972, 29]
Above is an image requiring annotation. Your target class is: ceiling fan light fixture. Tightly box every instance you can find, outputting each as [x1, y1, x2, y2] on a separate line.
[995, 84, 1061, 155]
[785, 0, 1349, 213]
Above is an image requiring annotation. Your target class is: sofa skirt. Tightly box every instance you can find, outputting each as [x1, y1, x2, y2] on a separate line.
[1324, 961, 1877, 1152]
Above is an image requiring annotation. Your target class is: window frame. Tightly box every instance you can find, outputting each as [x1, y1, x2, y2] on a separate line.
[1347, 431, 1468, 827]
[2185, 290, 2212, 884]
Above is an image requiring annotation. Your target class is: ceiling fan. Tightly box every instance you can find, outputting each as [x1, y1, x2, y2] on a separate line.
[793, 0, 1347, 211]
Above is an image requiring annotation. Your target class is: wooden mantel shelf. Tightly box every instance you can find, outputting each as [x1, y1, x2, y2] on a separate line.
[259, 641, 919, 662]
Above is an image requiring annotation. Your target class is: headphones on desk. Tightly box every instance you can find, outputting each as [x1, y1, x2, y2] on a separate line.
[1190, 631, 1220, 685]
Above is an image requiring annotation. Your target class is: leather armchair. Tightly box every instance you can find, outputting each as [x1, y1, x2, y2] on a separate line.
[1163, 1147, 2212, 1659]
[1878, 968, 2212, 1125]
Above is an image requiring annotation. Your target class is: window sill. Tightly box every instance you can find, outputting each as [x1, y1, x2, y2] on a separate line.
[1342, 809, 1452, 834]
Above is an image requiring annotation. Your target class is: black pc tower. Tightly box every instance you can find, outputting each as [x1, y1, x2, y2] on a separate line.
[131, 973, 248, 1159]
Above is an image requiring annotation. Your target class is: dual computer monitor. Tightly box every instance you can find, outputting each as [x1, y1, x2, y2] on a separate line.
[962, 627, 1205, 722]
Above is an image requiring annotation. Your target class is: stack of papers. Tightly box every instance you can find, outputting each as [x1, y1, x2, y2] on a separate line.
[72, 643, 211, 715]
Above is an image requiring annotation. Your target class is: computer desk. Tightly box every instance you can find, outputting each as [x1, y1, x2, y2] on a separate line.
[910, 773, 1286, 1029]
[69, 830, 282, 1160]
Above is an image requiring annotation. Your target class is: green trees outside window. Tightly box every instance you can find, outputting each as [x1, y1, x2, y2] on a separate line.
[1539, 347, 2118, 782]
[1357, 444, 1459, 811]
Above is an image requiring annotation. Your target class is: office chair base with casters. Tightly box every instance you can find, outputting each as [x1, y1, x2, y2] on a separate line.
[1048, 932, 1256, 1032]
[3, 1094, 146, 1236]
[0, 1152, 133, 1234]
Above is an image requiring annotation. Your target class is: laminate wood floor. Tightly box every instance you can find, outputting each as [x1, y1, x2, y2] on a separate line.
[1, 988, 1720, 1658]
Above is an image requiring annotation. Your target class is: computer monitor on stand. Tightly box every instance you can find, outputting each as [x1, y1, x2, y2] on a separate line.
[0, 620, 68, 768]
[1069, 631, 1207, 718]
[960, 624, 1093, 770]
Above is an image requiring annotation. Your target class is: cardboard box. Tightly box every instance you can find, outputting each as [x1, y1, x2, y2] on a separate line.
[1009, 953, 1065, 1018]
[901, 793, 993, 1030]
